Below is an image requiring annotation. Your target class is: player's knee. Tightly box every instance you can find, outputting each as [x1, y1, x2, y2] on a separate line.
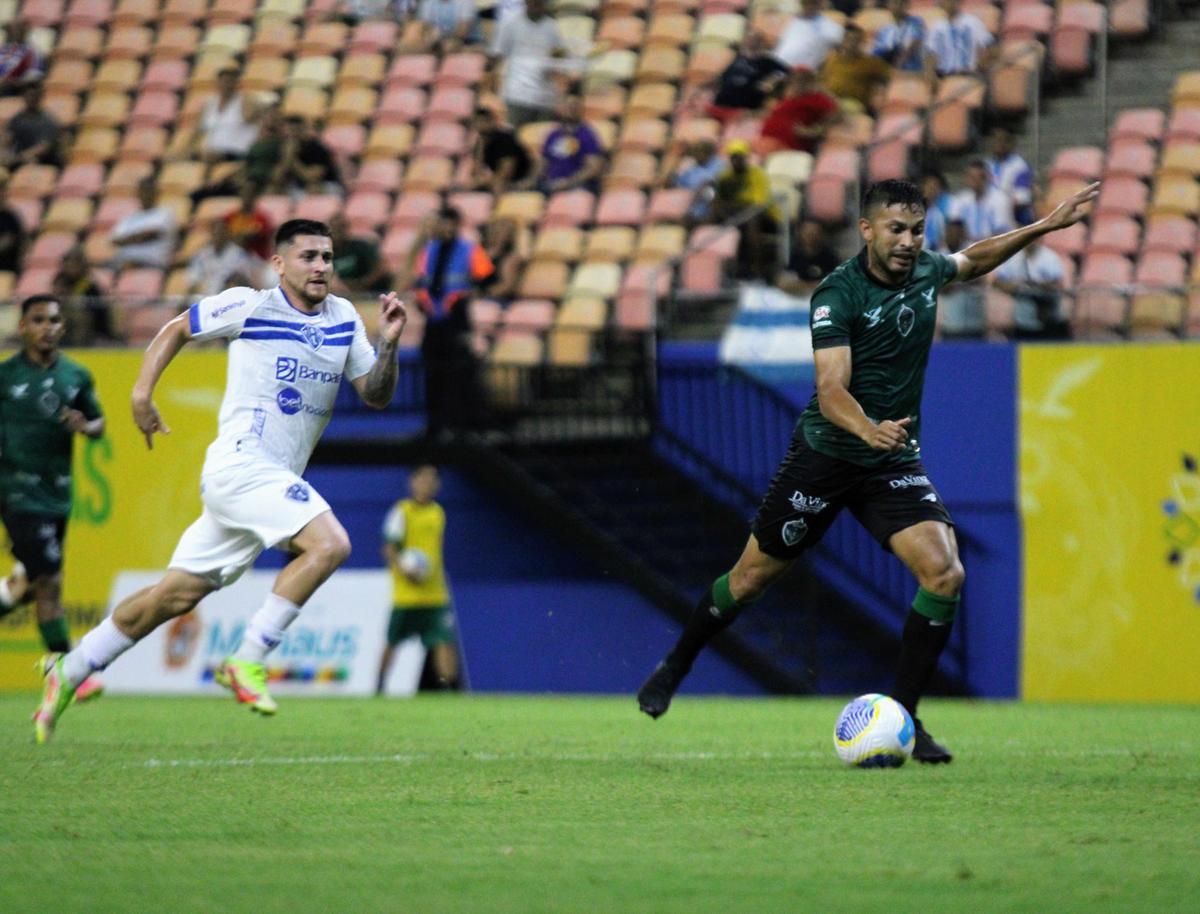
[313, 530, 352, 570]
[921, 557, 964, 597]
[728, 564, 777, 603]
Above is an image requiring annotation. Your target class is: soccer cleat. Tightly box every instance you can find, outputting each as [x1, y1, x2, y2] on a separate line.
[73, 676, 105, 705]
[215, 658, 278, 716]
[32, 653, 77, 744]
[911, 718, 953, 764]
[637, 656, 690, 720]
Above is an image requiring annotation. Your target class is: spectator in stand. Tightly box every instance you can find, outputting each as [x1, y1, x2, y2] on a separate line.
[334, 0, 411, 24]
[271, 116, 344, 197]
[925, 0, 996, 76]
[950, 159, 1015, 244]
[760, 68, 840, 154]
[872, 0, 928, 73]
[469, 107, 533, 196]
[110, 177, 178, 272]
[707, 31, 791, 123]
[819, 23, 891, 112]
[52, 245, 116, 345]
[403, 206, 494, 437]
[772, 0, 844, 72]
[993, 235, 1069, 339]
[187, 65, 265, 164]
[328, 212, 392, 295]
[658, 138, 726, 224]
[489, 0, 571, 129]
[0, 20, 45, 94]
[713, 140, 782, 281]
[984, 126, 1035, 225]
[2, 83, 63, 168]
[0, 170, 26, 275]
[410, 0, 479, 52]
[224, 180, 274, 261]
[777, 220, 841, 296]
[937, 219, 986, 338]
[920, 170, 954, 252]
[478, 216, 520, 302]
[537, 96, 605, 194]
[185, 218, 265, 298]
[242, 106, 284, 190]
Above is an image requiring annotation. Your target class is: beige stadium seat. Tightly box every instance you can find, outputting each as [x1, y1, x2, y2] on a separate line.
[494, 192, 546, 226]
[530, 227, 584, 263]
[568, 261, 622, 299]
[201, 24, 252, 55]
[584, 226, 637, 261]
[585, 50, 637, 87]
[288, 56, 338, 90]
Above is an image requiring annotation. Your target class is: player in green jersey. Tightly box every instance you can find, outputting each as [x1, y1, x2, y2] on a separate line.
[0, 295, 106, 701]
[638, 179, 1099, 762]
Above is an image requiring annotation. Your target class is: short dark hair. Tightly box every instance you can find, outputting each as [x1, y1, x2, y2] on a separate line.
[275, 219, 331, 250]
[21, 294, 61, 316]
[860, 180, 926, 217]
[437, 205, 462, 223]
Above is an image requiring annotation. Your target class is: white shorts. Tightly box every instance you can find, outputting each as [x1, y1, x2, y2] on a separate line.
[168, 460, 331, 588]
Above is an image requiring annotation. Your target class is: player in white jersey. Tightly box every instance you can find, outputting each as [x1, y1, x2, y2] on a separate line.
[32, 219, 408, 743]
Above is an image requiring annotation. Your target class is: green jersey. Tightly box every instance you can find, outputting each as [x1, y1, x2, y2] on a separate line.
[0, 351, 103, 516]
[800, 248, 959, 468]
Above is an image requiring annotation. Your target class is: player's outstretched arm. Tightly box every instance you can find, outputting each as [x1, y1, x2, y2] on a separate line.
[352, 292, 408, 409]
[950, 181, 1100, 283]
[131, 312, 192, 449]
[815, 347, 912, 453]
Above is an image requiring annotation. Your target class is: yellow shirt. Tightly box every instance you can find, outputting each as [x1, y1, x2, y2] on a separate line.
[715, 165, 782, 222]
[820, 51, 891, 107]
[383, 498, 451, 608]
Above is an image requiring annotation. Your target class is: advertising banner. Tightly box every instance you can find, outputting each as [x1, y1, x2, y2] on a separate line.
[1020, 343, 1200, 701]
[101, 570, 421, 696]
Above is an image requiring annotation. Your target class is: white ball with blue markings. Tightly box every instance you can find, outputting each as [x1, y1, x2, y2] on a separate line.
[833, 693, 915, 768]
[398, 548, 431, 583]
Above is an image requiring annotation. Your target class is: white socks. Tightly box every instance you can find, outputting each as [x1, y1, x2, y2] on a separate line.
[233, 592, 302, 663]
[63, 618, 135, 687]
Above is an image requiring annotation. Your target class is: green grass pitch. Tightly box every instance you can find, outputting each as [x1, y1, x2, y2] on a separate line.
[2, 694, 1198, 913]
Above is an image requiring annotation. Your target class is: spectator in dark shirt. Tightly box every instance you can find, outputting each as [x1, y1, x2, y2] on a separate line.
[271, 116, 344, 196]
[708, 31, 791, 122]
[777, 221, 840, 295]
[0, 172, 25, 273]
[759, 68, 840, 154]
[328, 212, 391, 295]
[52, 245, 116, 345]
[469, 107, 533, 196]
[0, 20, 46, 95]
[538, 96, 605, 194]
[2, 83, 63, 168]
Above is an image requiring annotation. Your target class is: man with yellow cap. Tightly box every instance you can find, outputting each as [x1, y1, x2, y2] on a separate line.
[713, 140, 782, 280]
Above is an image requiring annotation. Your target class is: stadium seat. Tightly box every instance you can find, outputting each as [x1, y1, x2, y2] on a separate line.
[617, 262, 671, 330]
[585, 50, 638, 87]
[57, 163, 105, 198]
[364, 124, 415, 159]
[201, 24, 252, 55]
[1149, 177, 1200, 217]
[1094, 177, 1149, 218]
[386, 54, 437, 89]
[376, 86, 427, 125]
[42, 198, 94, 234]
[1110, 0, 1150, 39]
[582, 85, 627, 122]
[1142, 214, 1197, 255]
[322, 124, 367, 161]
[92, 197, 140, 231]
[1042, 220, 1086, 259]
[112, 0, 157, 24]
[402, 157, 453, 193]
[142, 59, 189, 93]
[69, 127, 121, 164]
[192, 196, 237, 224]
[504, 300, 557, 333]
[518, 261, 570, 300]
[349, 21, 399, 55]
[646, 12, 695, 46]
[646, 188, 695, 224]
[617, 118, 669, 154]
[345, 192, 392, 232]
[1071, 288, 1129, 339]
[1052, 3, 1104, 78]
[427, 87, 475, 123]
[1080, 251, 1134, 286]
[595, 190, 646, 226]
[866, 140, 911, 184]
[413, 122, 466, 157]
[27, 232, 78, 269]
[242, 57, 289, 92]
[353, 160, 403, 195]
[288, 56, 338, 90]
[882, 74, 933, 114]
[338, 53, 386, 89]
[381, 227, 419, 265]
[248, 22, 298, 57]
[13, 268, 61, 300]
[130, 90, 180, 128]
[547, 327, 595, 366]
[210, 0, 258, 25]
[297, 22, 348, 57]
[1050, 147, 1104, 182]
[1129, 292, 1186, 339]
[1104, 141, 1157, 180]
[119, 127, 168, 162]
[281, 87, 329, 120]
[626, 83, 677, 119]
[531, 227, 585, 263]
[53, 25, 103, 60]
[567, 261, 622, 299]
[541, 190, 597, 228]
[694, 12, 745, 47]
[92, 59, 141, 93]
[1135, 251, 1188, 289]
[256, 195, 293, 227]
[1110, 108, 1165, 145]
[495, 192, 546, 227]
[44, 59, 94, 94]
[160, 0, 207, 25]
[635, 224, 687, 262]
[597, 14, 645, 50]
[637, 46, 686, 83]
[114, 267, 165, 300]
[1002, 2, 1053, 41]
[446, 192, 493, 227]
[584, 226, 637, 262]
[327, 87, 378, 125]
[674, 117, 722, 146]
[1159, 142, 1200, 178]
[291, 195, 341, 224]
[1087, 215, 1140, 256]
[78, 92, 130, 129]
[1167, 108, 1200, 144]
[685, 45, 735, 86]
[605, 152, 659, 190]
[557, 296, 607, 330]
[8, 164, 57, 200]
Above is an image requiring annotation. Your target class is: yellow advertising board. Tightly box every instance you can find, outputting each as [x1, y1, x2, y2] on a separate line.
[0, 349, 226, 690]
[1020, 343, 1200, 701]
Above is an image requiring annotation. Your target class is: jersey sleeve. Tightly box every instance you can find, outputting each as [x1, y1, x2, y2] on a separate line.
[344, 311, 377, 382]
[927, 250, 960, 287]
[186, 287, 260, 342]
[809, 281, 854, 349]
[74, 368, 103, 421]
[382, 502, 406, 545]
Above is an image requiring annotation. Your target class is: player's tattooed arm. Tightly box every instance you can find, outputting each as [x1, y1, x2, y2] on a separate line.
[353, 292, 408, 409]
[815, 346, 912, 453]
[950, 182, 1099, 283]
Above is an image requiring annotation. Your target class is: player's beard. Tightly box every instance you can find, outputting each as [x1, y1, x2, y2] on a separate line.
[873, 241, 917, 283]
[287, 275, 329, 307]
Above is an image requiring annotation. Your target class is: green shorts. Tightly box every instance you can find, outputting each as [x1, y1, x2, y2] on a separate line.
[387, 605, 456, 648]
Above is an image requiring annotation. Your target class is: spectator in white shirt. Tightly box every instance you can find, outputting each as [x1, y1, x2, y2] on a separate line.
[984, 126, 1035, 225]
[993, 235, 1069, 339]
[872, 0, 929, 73]
[924, 0, 995, 76]
[189, 65, 264, 164]
[110, 178, 178, 271]
[772, 0, 844, 72]
[186, 218, 266, 298]
[412, 0, 478, 52]
[949, 160, 1015, 244]
[488, 0, 571, 129]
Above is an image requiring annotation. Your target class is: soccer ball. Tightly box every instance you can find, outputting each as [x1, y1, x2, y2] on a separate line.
[833, 693, 915, 768]
[398, 548, 431, 583]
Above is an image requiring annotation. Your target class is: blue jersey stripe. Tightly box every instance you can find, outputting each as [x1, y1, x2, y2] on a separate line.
[188, 303, 201, 334]
[244, 317, 357, 333]
[239, 330, 352, 346]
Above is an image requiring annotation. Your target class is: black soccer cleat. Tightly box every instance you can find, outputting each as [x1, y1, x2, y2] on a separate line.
[637, 658, 689, 719]
[911, 718, 953, 764]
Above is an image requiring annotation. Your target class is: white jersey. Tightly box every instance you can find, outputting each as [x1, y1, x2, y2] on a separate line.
[186, 286, 376, 478]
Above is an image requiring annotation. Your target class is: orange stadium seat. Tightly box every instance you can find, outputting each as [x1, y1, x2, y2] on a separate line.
[57, 163, 105, 198]
[1149, 177, 1200, 217]
[69, 127, 120, 164]
[647, 12, 695, 47]
[241, 57, 289, 92]
[364, 124, 415, 159]
[1142, 214, 1197, 255]
[413, 122, 467, 157]
[1104, 141, 1157, 180]
[494, 192, 546, 226]
[541, 190, 597, 228]
[65, 0, 114, 29]
[103, 160, 153, 196]
[646, 188, 695, 223]
[44, 59, 94, 94]
[882, 73, 933, 114]
[582, 86, 627, 122]
[153, 26, 201, 59]
[8, 164, 57, 200]
[92, 59, 141, 92]
[119, 127, 168, 162]
[685, 45, 735, 86]
[91, 196, 139, 231]
[1129, 291, 1186, 339]
[1042, 220, 1086, 259]
[1094, 177, 1149, 218]
[42, 198, 94, 234]
[557, 296, 607, 330]
[130, 90, 180, 128]
[427, 87, 474, 123]
[1110, 108, 1165, 145]
[210, 0, 257, 25]
[248, 22, 298, 57]
[673, 117, 722, 145]
[104, 24, 153, 59]
[597, 15, 645, 50]
[585, 226, 637, 261]
[626, 83, 677, 119]
[143, 59, 189, 93]
[637, 46, 687, 84]
[1159, 142, 1200, 178]
[595, 189, 646, 226]
[1110, 0, 1151, 39]
[517, 262, 570, 300]
[1087, 215, 1140, 256]
[27, 233, 78, 269]
[298, 22, 348, 57]
[530, 226, 584, 263]
[349, 21, 399, 55]
[605, 152, 659, 189]
[327, 87, 378, 125]
[617, 118, 669, 154]
[161, 0, 207, 25]
[78, 92, 129, 129]
[338, 53, 386, 88]
[402, 157, 454, 193]
[1050, 147, 1104, 182]
[636, 224, 687, 262]
[386, 54, 437, 89]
